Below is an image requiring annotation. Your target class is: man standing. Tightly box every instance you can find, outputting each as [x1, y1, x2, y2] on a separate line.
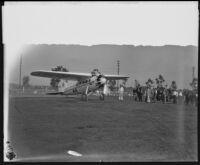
[119, 84, 124, 101]
[134, 80, 140, 101]
[145, 78, 154, 103]
[170, 81, 177, 104]
[146, 86, 151, 103]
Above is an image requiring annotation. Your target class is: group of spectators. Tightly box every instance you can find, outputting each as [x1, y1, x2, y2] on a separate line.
[133, 82, 177, 104]
[118, 75, 197, 107]
[133, 77, 197, 106]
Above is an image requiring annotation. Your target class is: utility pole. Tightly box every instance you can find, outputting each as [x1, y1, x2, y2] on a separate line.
[191, 66, 195, 90]
[192, 66, 195, 80]
[19, 54, 22, 88]
[117, 60, 120, 75]
[117, 60, 120, 89]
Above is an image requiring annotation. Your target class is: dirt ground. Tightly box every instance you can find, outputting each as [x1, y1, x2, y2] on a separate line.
[7, 95, 197, 162]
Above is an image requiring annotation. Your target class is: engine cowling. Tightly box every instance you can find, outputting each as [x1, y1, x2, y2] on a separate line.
[100, 77, 106, 85]
[96, 75, 111, 95]
[96, 75, 107, 86]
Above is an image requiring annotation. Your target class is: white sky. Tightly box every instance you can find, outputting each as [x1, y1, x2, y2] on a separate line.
[3, 1, 198, 74]
[3, 1, 198, 46]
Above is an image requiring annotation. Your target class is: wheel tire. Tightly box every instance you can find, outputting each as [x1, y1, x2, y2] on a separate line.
[100, 94, 104, 100]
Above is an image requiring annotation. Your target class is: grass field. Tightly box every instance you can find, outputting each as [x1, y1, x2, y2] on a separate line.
[7, 95, 197, 162]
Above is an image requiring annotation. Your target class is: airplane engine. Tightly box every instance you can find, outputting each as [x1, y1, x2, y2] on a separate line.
[96, 74, 110, 96]
[100, 77, 106, 85]
[97, 75, 107, 86]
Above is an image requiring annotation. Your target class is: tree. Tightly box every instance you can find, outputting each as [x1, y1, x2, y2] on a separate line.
[190, 78, 198, 90]
[122, 78, 128, 85]
[158, 74, 165, 82]
[134, 79, 140, 88]
[50, 66, 69, 89]
[50, 78, 61, 90]
[22, 76, 30, 87]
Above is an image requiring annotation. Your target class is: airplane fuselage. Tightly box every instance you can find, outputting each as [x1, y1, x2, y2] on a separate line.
[63, 76, 104, 96]
[31, 69, 129, 100]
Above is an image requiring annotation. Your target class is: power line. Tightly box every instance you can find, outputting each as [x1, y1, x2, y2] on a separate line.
[117, 60, 120, 89]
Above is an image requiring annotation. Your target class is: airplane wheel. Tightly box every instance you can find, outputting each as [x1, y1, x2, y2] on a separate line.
[99, 94, 105, 100]
[81, 94, 88, 101]
[85, 95, 88, 101]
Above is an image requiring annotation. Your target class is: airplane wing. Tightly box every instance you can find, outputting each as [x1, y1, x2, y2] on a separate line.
[104, 74, 129, 80]
[31, 70, 129, 81]
[30, 70, 91, 81]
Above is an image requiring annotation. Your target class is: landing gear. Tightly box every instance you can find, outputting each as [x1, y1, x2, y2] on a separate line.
[81, 86, 89, 101]
[99, 93, 105, 100]
[81, 94, 88, 101]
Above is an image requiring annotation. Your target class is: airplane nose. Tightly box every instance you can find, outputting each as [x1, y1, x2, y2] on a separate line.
[100, 77, 107, 84]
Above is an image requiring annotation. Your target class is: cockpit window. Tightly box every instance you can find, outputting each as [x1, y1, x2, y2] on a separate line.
[91, 69, 101, 77]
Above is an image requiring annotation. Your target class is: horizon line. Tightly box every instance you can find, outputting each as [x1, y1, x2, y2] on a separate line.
[20, 43, 198, 47]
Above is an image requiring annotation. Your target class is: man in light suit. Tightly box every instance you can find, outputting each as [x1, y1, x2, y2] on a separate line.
[118, 84, 124, 101]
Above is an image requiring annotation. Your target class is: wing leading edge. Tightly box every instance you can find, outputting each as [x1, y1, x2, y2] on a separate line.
[31, 70, 129, 81]
[31, 70, 91, 81]
[104, 74, 129, 80]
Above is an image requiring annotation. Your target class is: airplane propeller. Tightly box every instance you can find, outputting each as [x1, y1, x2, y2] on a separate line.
[96, 74, 109, 95]
[96, 75, 106, 85]
[99, 76, 107, 85]
[100, 75, 111, 96]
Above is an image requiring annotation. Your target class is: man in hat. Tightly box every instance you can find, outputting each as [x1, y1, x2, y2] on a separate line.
[118, 84, 124, 101]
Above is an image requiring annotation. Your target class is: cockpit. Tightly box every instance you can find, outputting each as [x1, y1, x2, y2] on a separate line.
[91, 69, 101, 77]
[77, 79, 91, 85]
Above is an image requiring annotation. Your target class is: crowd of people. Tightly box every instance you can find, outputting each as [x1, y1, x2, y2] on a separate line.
[118, 75, 198, 107]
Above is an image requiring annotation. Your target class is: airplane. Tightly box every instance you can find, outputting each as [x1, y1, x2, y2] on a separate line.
[31, 69, 129, 101]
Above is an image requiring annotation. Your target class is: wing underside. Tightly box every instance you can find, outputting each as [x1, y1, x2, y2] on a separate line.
[104, 74, 129, 80]
[31, 70, 91, 81]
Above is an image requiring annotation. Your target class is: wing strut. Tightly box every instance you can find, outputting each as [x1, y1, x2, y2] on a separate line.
[85, 86, 89, 95]
[81, 86, 89, 101]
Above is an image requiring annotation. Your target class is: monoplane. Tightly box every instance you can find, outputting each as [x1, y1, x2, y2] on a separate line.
[31, 69, 129, 100]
